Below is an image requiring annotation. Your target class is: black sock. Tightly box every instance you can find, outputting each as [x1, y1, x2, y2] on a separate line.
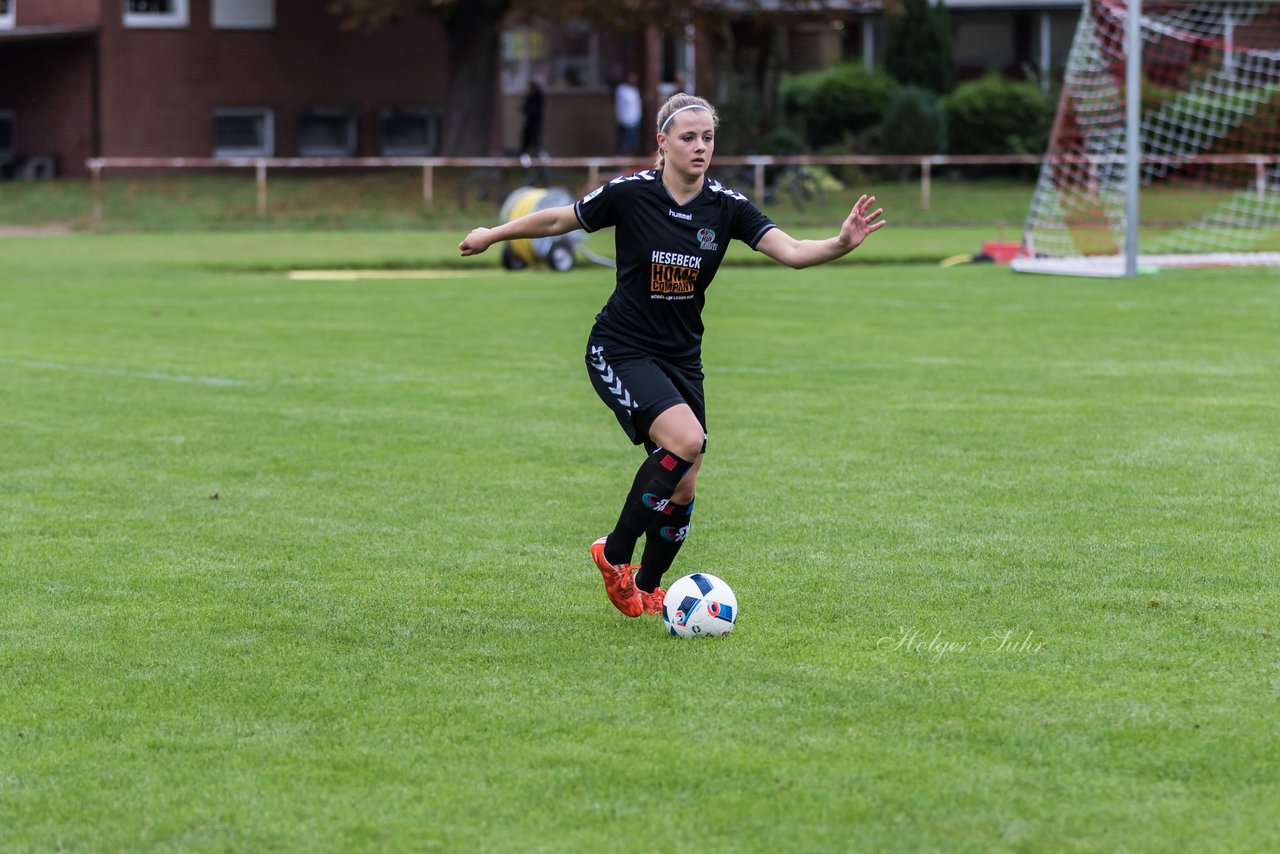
[636, 499, 693, 592]
[603, 447, 694, 566]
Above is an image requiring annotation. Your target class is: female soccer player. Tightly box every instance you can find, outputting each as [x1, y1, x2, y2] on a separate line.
[459, 93, 885, 618]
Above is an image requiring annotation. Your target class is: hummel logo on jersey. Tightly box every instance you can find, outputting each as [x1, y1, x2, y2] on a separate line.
[668, 209, 693, 221]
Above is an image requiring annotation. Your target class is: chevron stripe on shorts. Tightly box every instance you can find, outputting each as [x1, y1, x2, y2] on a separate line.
[588, 345, 639, 410]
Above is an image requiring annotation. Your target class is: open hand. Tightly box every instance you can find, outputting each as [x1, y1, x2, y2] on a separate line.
[839, 195, 885, 250]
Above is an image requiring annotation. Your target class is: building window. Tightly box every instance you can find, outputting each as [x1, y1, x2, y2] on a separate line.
[0, 111, 14, 167]
[125, 0, 189, 28]
[953, 13, 1015, 73]
[299, 109, 357, 157]
[0, 0, 15, 31]
[212, 0, 273, 30]
[213, 108, 273, 157]
[380, 109, 440, 156]
[501, 22, 606, 94]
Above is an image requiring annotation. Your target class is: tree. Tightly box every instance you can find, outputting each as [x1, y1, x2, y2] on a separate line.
[883, 0, 954, 95]
[330, 0, 838, 156]
[331, 0, 514, 156]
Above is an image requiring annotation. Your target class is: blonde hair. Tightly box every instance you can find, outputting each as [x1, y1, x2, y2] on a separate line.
[654, 94, 718, 169]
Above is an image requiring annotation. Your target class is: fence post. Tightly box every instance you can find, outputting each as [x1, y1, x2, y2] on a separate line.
[422, 163, 434, 211]
[752, 157, 766, 203]
[921, 157, 932, 211]
[90, 160, 103, 229]
[256, 159, 267, 216]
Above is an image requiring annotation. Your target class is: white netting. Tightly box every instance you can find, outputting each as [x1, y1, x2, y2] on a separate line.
[1021, 0, 1280, 274]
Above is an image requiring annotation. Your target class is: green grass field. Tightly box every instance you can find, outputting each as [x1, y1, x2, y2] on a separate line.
[0, 171, 1036, 235]
[2, 227, 1278, 851]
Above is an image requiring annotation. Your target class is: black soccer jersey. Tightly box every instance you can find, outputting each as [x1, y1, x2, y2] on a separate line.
[574, 169, 775, 362]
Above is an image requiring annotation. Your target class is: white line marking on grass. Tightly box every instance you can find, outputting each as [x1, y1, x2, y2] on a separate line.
[9, 359, 250, 387]
[709, 362, 898, 375]
[288, 270, 490, 281]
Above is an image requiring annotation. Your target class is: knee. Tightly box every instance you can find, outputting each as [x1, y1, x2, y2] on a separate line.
[671, 479, 696, 505]
[666, 431, 705, 464]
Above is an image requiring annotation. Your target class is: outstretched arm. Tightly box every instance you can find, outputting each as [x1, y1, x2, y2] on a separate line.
[755, 194, 885, 270]
[459, 204, 580, 256]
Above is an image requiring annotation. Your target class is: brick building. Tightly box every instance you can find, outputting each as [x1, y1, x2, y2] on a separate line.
[0, 0, 448, 177]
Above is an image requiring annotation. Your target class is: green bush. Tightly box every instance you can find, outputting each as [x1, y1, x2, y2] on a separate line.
[756, 126, 808, 155]
[943, 72, 1052, 155]
[880, 86, 947, 155]
[780, 63, 899, 150]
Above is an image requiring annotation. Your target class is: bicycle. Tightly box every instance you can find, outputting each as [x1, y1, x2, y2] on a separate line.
[456, 153, 562, 213]
[713, 163, 827, 212]
[769, 164, 828, 212]
[457, 167, 512, 213]
[713, 166, 758, 196]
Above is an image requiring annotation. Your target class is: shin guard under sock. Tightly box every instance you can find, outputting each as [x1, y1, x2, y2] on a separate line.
[603, 447, 694, 566]
[636, 499, 693, 592]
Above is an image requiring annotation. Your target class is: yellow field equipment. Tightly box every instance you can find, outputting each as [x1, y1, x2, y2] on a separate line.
[498, 187, 613, 272]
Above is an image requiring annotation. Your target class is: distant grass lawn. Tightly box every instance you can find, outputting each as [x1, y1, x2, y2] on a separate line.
[0, 169, 1035, 238]
[1, 232, 1277, 850]
[0, 170, 1031, 267]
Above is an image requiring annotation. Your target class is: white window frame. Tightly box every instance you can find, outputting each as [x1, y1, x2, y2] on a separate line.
[213, 107, 274, 157]
[0, 0, 16, 30]
[212, 0, 274, 30]
[379, 108, 440, 156]
[124, 0, 189, 29]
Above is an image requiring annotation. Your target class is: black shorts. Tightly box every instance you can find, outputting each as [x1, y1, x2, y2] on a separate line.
[586, 337, 706, 448]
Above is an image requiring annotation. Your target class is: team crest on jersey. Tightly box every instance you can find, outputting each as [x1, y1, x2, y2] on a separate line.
[697, 228, 718, 251]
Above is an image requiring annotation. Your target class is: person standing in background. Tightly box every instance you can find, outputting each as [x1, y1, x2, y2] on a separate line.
[520, 79, 546, 161]
[615, 72, 642, 156]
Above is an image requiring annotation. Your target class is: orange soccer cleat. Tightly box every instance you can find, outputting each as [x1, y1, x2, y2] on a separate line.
[590, 537, 642, 617]
[637, 582, 666, 617]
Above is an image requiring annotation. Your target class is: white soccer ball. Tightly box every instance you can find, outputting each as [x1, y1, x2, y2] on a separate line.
[663, 573, 737, 638]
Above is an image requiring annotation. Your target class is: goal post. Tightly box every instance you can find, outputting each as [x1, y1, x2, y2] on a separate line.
[1015, 0, 1280, 276]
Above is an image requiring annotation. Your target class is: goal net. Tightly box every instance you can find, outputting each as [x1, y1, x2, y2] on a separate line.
[1016, 0, 1280, 276]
